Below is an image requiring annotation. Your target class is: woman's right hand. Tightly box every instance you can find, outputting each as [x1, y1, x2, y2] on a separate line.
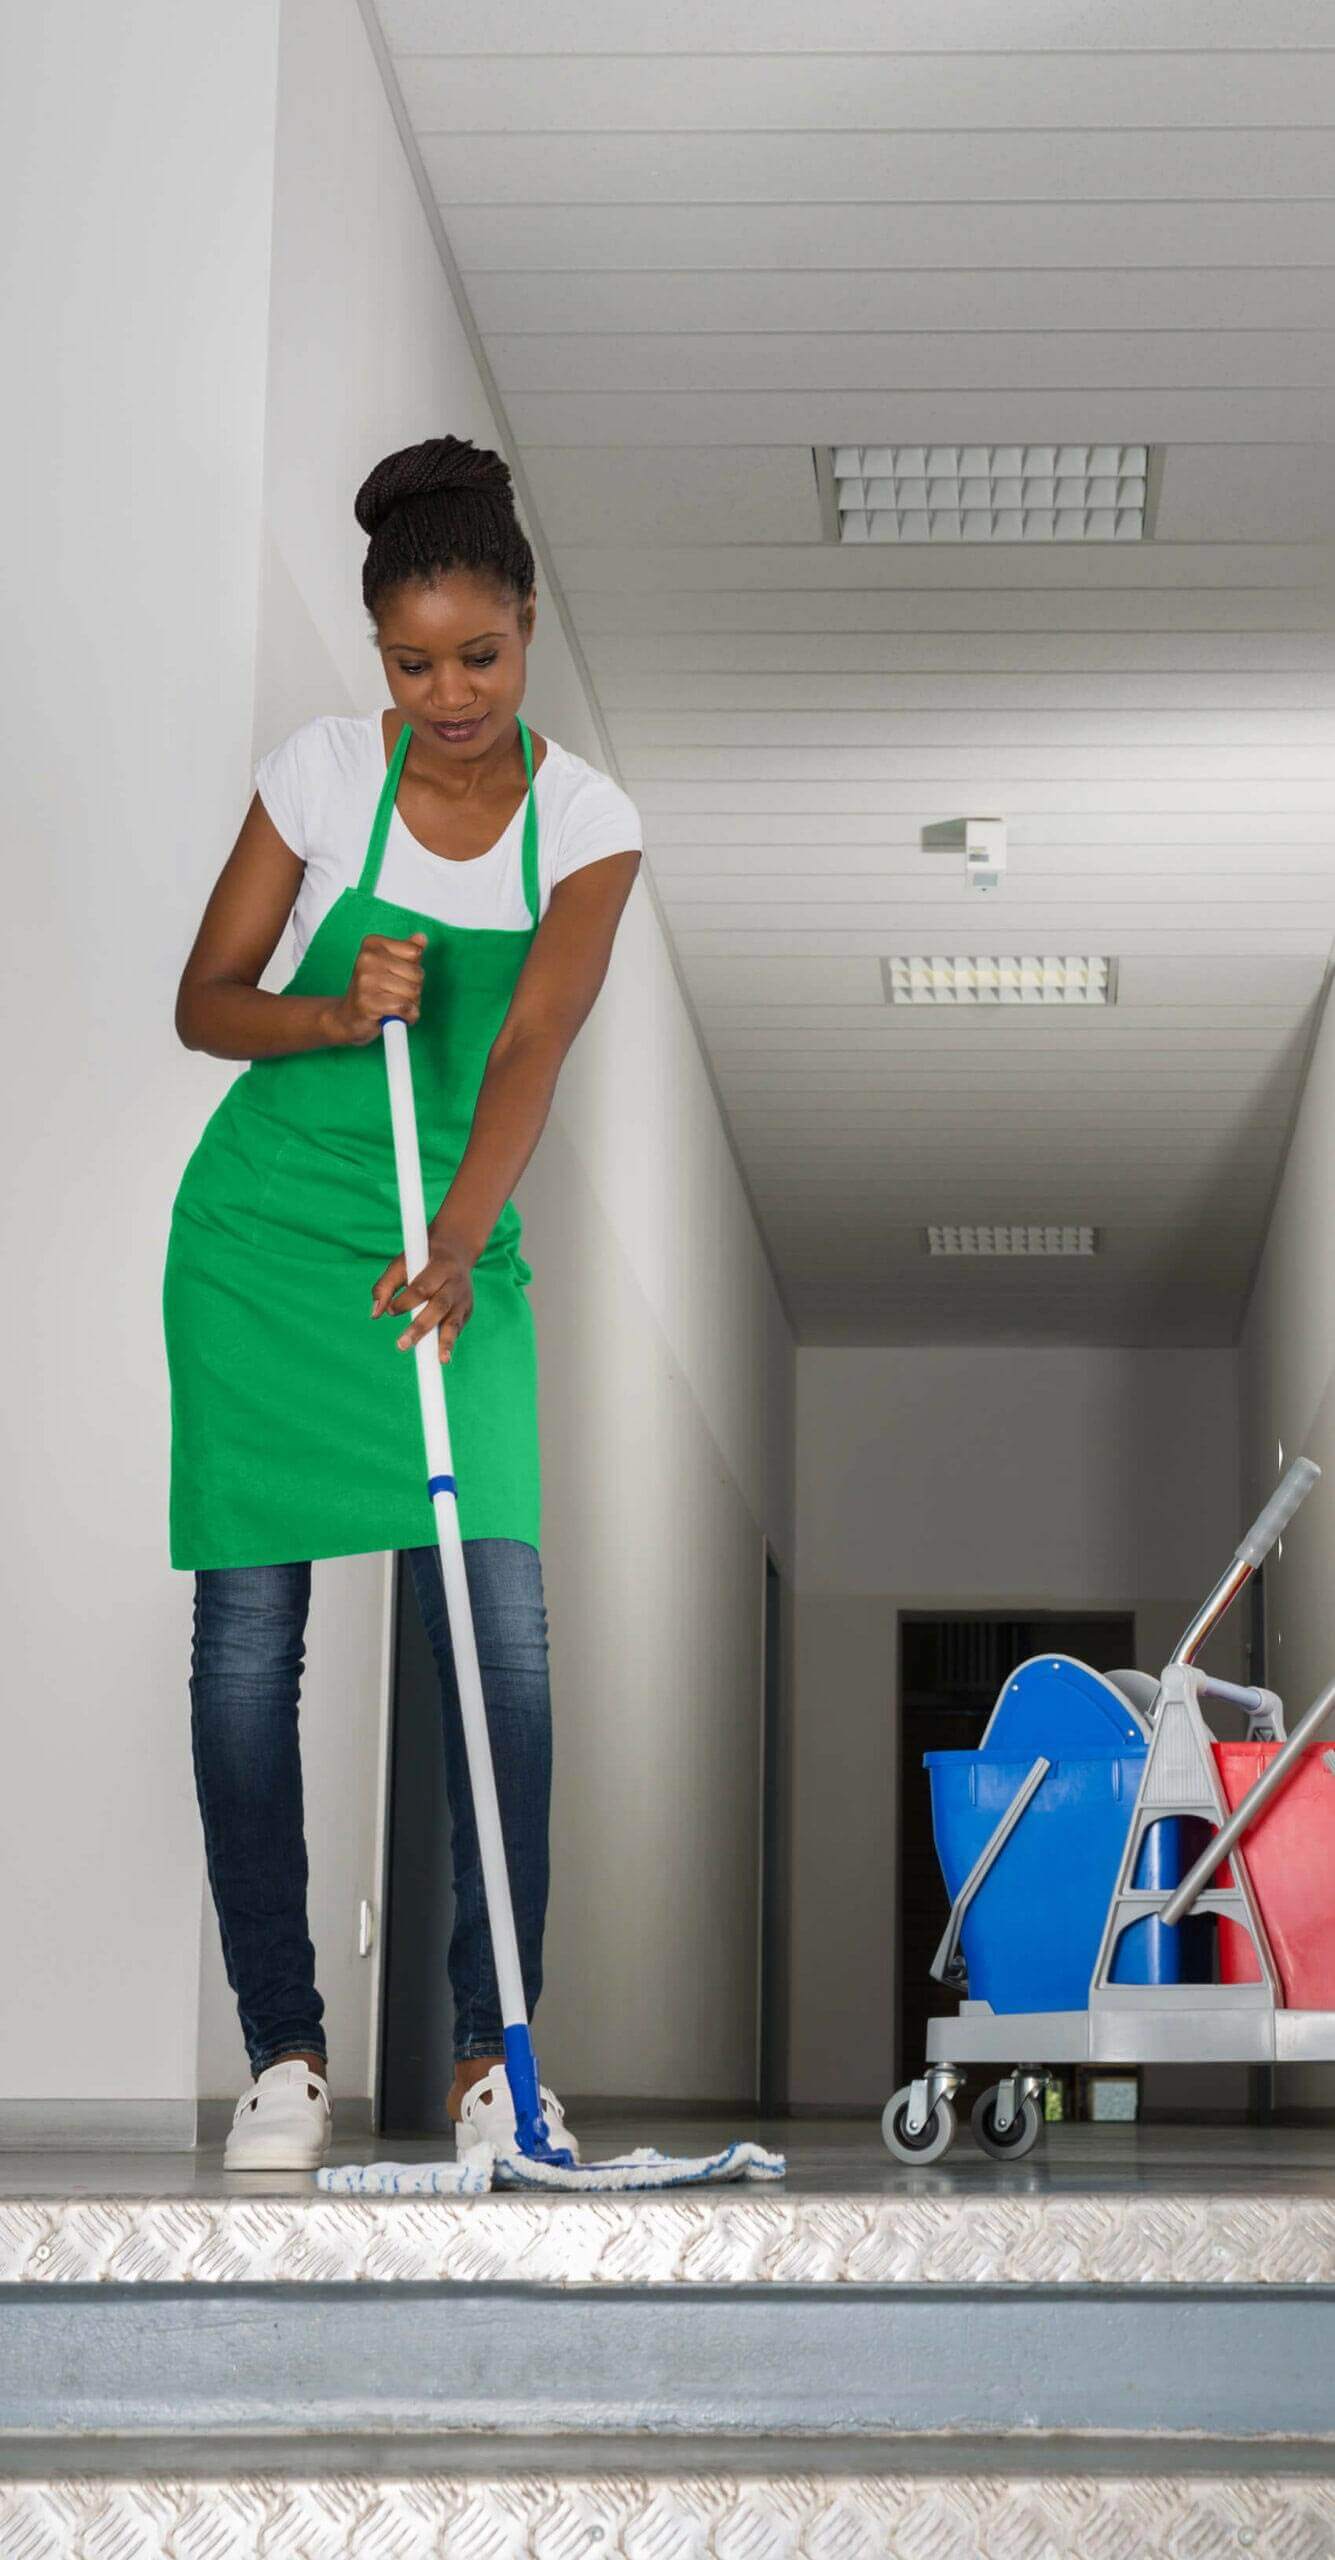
[328, 931, 428, 1046]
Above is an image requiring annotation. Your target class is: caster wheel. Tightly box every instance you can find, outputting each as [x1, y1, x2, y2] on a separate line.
[971, 2086, 1043, 2161]
[882, 2084, 957, 2165]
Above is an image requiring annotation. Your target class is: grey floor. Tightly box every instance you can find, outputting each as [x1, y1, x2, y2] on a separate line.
[1, 2115, 1332, 2200]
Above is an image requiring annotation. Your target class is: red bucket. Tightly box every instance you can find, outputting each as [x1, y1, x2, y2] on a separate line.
[1213, 1741, 1335, 2006]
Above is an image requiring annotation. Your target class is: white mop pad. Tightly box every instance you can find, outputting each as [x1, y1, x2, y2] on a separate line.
[317, 2139, 785, 2196]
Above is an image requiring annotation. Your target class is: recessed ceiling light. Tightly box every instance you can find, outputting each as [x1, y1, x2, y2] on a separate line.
[820, 445, 1152, 542]
[884, 956, 1115, 1006]
[926, 1225, 1100, 1257]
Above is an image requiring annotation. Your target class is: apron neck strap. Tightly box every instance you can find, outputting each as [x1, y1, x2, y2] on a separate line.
[517, 714, 539, 928]
[360, 714, 540, 926]
[359, 717, 413, 896]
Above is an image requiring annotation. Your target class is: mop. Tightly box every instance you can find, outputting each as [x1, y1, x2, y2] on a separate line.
[317, 1011, 784, 2199]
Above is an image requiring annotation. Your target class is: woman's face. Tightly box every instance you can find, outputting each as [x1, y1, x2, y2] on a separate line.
[375, 569, 536, 759]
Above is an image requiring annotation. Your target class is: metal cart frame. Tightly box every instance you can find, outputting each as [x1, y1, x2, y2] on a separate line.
[884, 1458, 1335, 2163]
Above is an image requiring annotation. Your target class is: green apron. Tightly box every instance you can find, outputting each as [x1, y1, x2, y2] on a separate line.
[162, 714, 542, 1570]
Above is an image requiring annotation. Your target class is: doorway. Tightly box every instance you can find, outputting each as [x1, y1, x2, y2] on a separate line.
[896, 1610, 1135, 2097]
[757, 1548, 789, 2115]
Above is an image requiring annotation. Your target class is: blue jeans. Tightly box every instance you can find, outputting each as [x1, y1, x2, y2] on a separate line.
[188, 1539, 551, 2075]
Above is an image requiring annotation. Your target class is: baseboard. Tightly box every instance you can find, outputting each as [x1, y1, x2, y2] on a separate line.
[562, 2095, 763, 2121]
[0, 2095, 375, 2152]
[783, 2100, 879, 2121]
[0, 2100, 199, 2153]
[1138, 2105, 1257, 2125]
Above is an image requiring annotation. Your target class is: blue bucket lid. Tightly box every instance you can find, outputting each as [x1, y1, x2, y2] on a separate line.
[978, 1653, 1148, 1758]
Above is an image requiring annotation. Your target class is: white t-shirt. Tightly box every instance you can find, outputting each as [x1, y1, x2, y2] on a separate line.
[254, 712, 643, 964]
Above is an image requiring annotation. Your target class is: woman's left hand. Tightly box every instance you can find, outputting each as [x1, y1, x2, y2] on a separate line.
[371, 1223, 476, 1364]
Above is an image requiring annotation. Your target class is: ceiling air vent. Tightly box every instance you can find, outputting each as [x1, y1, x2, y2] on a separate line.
[816, 445, 1157, 542]
[884, 956, 1115, 1007]
[926, 1226, 1100, 1258]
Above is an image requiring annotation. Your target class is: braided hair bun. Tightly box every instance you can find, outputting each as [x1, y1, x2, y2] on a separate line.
[354, 435, 535, 617]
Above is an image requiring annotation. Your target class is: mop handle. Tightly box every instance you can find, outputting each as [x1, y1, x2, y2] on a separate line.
[378, 1015, 528, 2034]
[1172, 1456, 1321, 1665]
[1160, 1668, 1335, 1930]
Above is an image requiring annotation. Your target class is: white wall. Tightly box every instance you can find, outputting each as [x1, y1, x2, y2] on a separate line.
[2, 0, 793, 2131]
[791, 1346, 1243, 2108]
[0, 2, 280, 2130]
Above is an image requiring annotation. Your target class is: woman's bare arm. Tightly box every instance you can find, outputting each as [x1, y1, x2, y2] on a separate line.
[435, 849, 642, 1260]
[174, 794, 345, 1059]
[176, 796, 426, 1059]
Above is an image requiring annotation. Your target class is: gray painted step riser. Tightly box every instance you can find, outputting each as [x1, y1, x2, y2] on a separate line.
[4, 2286, 1335, 2441]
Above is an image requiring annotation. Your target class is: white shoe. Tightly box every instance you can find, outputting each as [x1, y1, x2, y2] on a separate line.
[454, 2061, 580, 2163]
[224, 2056, 332, 2170]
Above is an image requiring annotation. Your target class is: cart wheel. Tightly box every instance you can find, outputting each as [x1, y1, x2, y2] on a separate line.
[971, 2085, 1043, 2161]
[882, 2085, 957, 2165]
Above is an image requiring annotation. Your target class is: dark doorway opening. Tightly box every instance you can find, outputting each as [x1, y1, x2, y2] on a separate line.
[758, 1548, 789, 2115]
[896, 1610, 1135, 2099]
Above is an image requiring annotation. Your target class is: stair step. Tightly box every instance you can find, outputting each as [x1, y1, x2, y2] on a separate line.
[3, 2451, 1334, 2556]
[5, 2279, 1335, 2441]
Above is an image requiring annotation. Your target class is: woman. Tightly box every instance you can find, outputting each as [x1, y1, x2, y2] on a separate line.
[162, 435, 642, 2170]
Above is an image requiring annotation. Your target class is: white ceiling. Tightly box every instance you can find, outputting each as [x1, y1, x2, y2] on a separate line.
[369, 0, 1335, 1345]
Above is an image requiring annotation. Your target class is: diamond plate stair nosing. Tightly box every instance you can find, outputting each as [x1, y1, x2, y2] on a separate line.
[2, 2188, 1334, 2288]
[2, 2468, 1334, 2560]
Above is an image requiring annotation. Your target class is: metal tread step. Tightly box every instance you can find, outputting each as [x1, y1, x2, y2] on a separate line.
[3, 2445, 1333, 2558]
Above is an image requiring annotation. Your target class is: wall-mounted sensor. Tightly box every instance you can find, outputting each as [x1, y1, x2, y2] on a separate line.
[965, 819, 1007, 892]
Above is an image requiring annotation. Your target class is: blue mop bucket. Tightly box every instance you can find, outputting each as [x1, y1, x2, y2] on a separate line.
[926, 1658, 1212, 2013]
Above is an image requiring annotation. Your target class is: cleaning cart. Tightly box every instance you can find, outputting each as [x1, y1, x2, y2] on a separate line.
[884, 1457, 1335, 2164]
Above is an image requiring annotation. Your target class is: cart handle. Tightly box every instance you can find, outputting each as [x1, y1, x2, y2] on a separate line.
[929, 1755, 1050, 1988]
[1237, 1456, 1323, 1567]
[1160, 1668, 1335, 1930]
[1171, 1457, 1321, 1666]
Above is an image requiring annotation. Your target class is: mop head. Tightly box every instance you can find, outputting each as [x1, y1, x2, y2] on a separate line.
[317, 2138, 785, 2197]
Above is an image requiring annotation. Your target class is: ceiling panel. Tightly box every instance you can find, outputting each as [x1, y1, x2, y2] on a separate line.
[599, 674, 1335, 706]
[420, 131, 1332, 203]
[378, 3, 1334, 51]
[471, 273, 1335, 332]
[553, 544, 1330, 589]
[491, 337, 1335, 396]
[571, 594, 1335, 634]
[401, 54, 1333, 128]
[506, 389, 1335, 444]
[369, 0, 1335, 1343]
[450, 201, 1331, 263]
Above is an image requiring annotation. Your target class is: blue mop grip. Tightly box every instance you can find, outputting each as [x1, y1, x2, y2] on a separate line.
[503, 2024, 575, 2168]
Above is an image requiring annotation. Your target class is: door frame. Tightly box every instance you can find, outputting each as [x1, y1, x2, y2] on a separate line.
[756, 1541, 789, 2115]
